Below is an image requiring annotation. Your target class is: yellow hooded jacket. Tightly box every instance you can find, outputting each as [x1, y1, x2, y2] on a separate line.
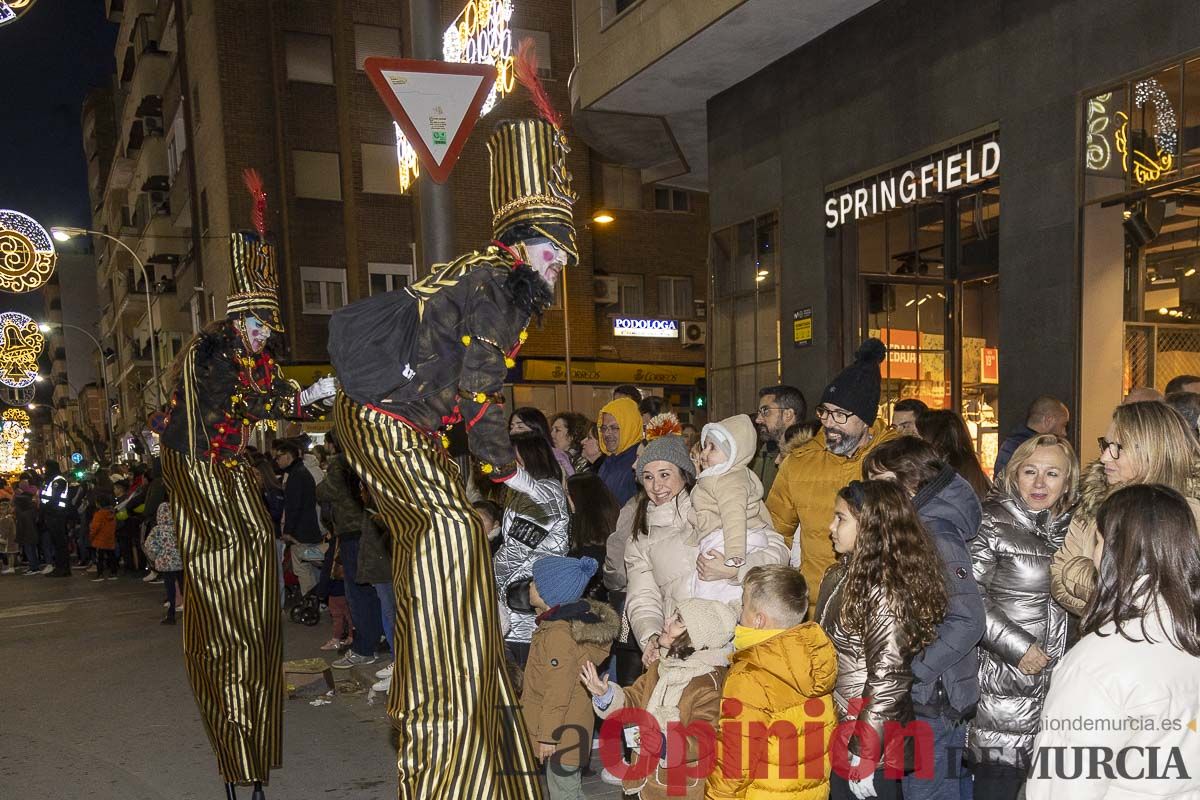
[598, 397, 643, 456]
[706, 623, 838, 800]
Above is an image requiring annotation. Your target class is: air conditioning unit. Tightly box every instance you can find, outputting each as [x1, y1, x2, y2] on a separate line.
[149, 190, 170, 215]
[143, 116, 165, 136]
[593, 276, 619, 305]
[680, 320, 706, 347]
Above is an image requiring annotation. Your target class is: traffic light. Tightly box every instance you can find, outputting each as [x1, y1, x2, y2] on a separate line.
[694, 377, 707, 409]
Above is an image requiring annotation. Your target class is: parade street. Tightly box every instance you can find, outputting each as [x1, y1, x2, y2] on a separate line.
[0, 572, 621, 799]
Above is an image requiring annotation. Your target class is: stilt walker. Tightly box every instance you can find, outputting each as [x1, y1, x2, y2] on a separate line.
[327, 43, 574, 799]
[160, 170, 338, 800]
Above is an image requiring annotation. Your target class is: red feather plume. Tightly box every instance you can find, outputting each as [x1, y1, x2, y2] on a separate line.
[514, 38, 562, 130]
[242, 168, 267, 239]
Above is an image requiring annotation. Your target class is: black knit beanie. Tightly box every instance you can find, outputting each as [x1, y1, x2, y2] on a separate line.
[819, 338, 887, 426]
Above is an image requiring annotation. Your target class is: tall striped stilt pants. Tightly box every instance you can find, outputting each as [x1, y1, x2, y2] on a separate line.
[334, 393, 543, 800]
[161, 447, 283, 784]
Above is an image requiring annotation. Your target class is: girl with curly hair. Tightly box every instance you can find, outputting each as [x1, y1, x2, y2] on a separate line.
[816, 479, 949, 800]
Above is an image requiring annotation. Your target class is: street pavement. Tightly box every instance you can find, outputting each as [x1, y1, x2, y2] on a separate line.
[0, 567, 623, 799]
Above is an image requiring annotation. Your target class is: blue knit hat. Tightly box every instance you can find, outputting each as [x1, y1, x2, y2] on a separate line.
[532, 555, 598, 608]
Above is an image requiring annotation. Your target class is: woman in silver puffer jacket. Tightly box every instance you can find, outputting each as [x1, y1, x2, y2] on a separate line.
[969, 434, 1079, 799]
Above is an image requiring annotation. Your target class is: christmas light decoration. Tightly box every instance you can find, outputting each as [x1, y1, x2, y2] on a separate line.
[3, 407, 30, 425]
[1134, 78, 1178, 155]
[0, 312, 44, 388]
[0, 0, 37, 29]
[1085, 92, 1113, 171]
[0, 209, 58, 293]
[1115, 110, 1174, 185]
[1, 384, 34, 406]
[391, 0, 516, 193]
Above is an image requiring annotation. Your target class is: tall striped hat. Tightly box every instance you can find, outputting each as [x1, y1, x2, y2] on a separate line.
[226, 169, 284, 330]
[487, 40, 578, 265]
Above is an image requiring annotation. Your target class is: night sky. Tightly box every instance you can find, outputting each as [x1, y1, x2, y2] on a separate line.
[1, 1, 115, 319]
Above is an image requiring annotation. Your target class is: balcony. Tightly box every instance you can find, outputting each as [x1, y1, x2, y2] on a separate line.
[132, 135, 168, 198]
[570, 0, 881, 189]
[169, 166, 191, 227]
[119, 50, 169, 154]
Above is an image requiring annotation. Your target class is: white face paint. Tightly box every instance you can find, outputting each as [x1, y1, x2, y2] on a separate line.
[243, 316, 272, 354]
[522, 240, 567, 289]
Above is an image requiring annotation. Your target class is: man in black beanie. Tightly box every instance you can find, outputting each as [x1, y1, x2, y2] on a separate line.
[765, 338, 899, 615]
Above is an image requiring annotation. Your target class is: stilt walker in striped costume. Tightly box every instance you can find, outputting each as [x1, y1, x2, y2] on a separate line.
[326, 42, 574, 800]
[160, 170, 338, 800]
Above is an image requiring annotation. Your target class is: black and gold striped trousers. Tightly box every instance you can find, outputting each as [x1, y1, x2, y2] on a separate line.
[162, 447, 283, 785]
[334, 393, 542, 800]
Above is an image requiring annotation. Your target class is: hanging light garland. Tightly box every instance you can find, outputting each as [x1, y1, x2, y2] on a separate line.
[0, 311, 44, 388]
[0, 0, 38, 29]
[0, 408, 31, 474]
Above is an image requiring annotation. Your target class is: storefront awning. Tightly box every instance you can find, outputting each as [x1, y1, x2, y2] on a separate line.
[522, 359, 704, 386]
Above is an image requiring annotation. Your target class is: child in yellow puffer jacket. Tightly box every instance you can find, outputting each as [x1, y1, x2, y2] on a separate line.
[706, 565, 837, 800]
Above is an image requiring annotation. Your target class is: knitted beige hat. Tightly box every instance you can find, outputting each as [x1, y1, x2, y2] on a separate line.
[676, 598, 738, 650]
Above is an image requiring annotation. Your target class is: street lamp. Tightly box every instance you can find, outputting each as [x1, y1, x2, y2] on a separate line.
[51, 226, 162, 406]
[39, 321, 116, 460]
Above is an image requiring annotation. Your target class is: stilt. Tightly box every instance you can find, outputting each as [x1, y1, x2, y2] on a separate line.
[224, 783, 238, 800]
[251, 781, 266, 800]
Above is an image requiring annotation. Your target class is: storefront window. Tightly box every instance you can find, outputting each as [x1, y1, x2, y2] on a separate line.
[710, 212, 780, 418]
[833, 136, 1000, 465]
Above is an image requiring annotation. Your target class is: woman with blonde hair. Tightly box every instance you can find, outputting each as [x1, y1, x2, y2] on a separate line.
[1051, 400, 1200, 616]
[970, 434, 1079, 799]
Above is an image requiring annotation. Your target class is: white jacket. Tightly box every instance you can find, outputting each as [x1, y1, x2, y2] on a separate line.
[1026, 603, 1200, 800]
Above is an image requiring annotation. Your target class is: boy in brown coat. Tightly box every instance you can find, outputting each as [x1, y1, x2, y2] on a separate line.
[520, 555, 619, 799]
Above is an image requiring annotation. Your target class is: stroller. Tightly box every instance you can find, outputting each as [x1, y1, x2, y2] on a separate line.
[285, 541, 330, 626]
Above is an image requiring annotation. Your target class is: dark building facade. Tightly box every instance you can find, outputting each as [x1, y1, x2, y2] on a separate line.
[708, 0, 1200, 464]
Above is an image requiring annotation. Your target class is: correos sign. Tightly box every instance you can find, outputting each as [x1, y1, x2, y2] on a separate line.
[825, 140, 999, 229]
[613, 318, 679, 339]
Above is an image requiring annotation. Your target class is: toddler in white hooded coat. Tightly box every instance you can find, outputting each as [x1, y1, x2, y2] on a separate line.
[687, 414, 777, 604]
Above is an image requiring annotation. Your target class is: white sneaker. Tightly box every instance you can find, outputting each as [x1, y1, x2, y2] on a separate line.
[40, 565, 54, 575]
[1, 567, 14, 574]
[91, 577, 106, 583]
[143, 571, 158, 583]
[600, 768, 624, 786]
[374, 663, 394, 680]
[371, 674, 392, 692]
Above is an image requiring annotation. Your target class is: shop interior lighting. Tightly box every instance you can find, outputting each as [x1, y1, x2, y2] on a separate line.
[592, 212, 615, 224]
[1186, 268, 1196, 277]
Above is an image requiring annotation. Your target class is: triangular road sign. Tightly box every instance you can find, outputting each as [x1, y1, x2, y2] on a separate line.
[364, 58, 499, 185]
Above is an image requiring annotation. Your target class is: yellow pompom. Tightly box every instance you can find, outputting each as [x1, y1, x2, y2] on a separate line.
[481, 463, 494, 475]
[505, 357, 516, 369]
[474, 392, 487, 403]
[461, 335, 472, 346]
[518, 330, 528, 343]
[441, 434, 450, 449]
[242, 418, 251, 425]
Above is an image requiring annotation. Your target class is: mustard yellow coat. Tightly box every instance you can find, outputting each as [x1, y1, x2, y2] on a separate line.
[766, 422, 897, 616]
[706, 622, 838, 800]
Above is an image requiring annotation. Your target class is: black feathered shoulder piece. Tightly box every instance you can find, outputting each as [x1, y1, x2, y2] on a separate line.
[505, 263, 555, 320]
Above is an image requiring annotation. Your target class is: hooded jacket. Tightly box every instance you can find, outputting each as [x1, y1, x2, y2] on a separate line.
[816, 562, 916, 771]
[88, 507, 117, 551]
[314, 453, 365, 538]
[970, 488, 1072, 766]
[767, 422, 899, 617]
[143, 502, 183, 573]
[520, 599, 620, 768]
[494, 476, 571, 644]
[908, 465, 985, 715]
[690, 414, 776, 562]
[1051, 459, 1200, 615]
[706, 623, 838, 800]
[598, 397, 643, 506]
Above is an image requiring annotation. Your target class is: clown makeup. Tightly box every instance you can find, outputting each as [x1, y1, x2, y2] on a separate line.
[522, 240, 567, 289]
[240, 315, 273, 354]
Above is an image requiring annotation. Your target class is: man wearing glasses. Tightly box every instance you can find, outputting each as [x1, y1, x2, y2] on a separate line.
[766, 338, 897, 616]
[752, 385, 807, 493]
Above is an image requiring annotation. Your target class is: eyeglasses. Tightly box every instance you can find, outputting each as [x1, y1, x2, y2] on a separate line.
[815, 406, 851, 424]
[1098, 437, 1124, 460]
[599, 424, 621, 435]
[756, 405, 782, 417]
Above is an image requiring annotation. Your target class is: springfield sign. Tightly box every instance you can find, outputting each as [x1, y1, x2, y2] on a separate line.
[825, 140, 999, 229]
[613, 318, 679, 339]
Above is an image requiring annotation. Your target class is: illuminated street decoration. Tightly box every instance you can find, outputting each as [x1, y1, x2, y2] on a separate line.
[0, 408, 30, 474]
[0, 0, 37, 29]
[1134, 78, 1178, 155]
[1115, 110, 1174, 185]
[1085, 92, 1113, 171]
[0, 209, 57, 292]
[2, 384, 34, 405]
[0, 311, 44, 388]
[392, 0, 515, 193]
[3, 407, 30, 425]
[443, 0, 516, 115]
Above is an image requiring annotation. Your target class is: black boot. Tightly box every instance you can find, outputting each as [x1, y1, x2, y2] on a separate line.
[251, 781, 266, 800]
[225, 783, 238, 800]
